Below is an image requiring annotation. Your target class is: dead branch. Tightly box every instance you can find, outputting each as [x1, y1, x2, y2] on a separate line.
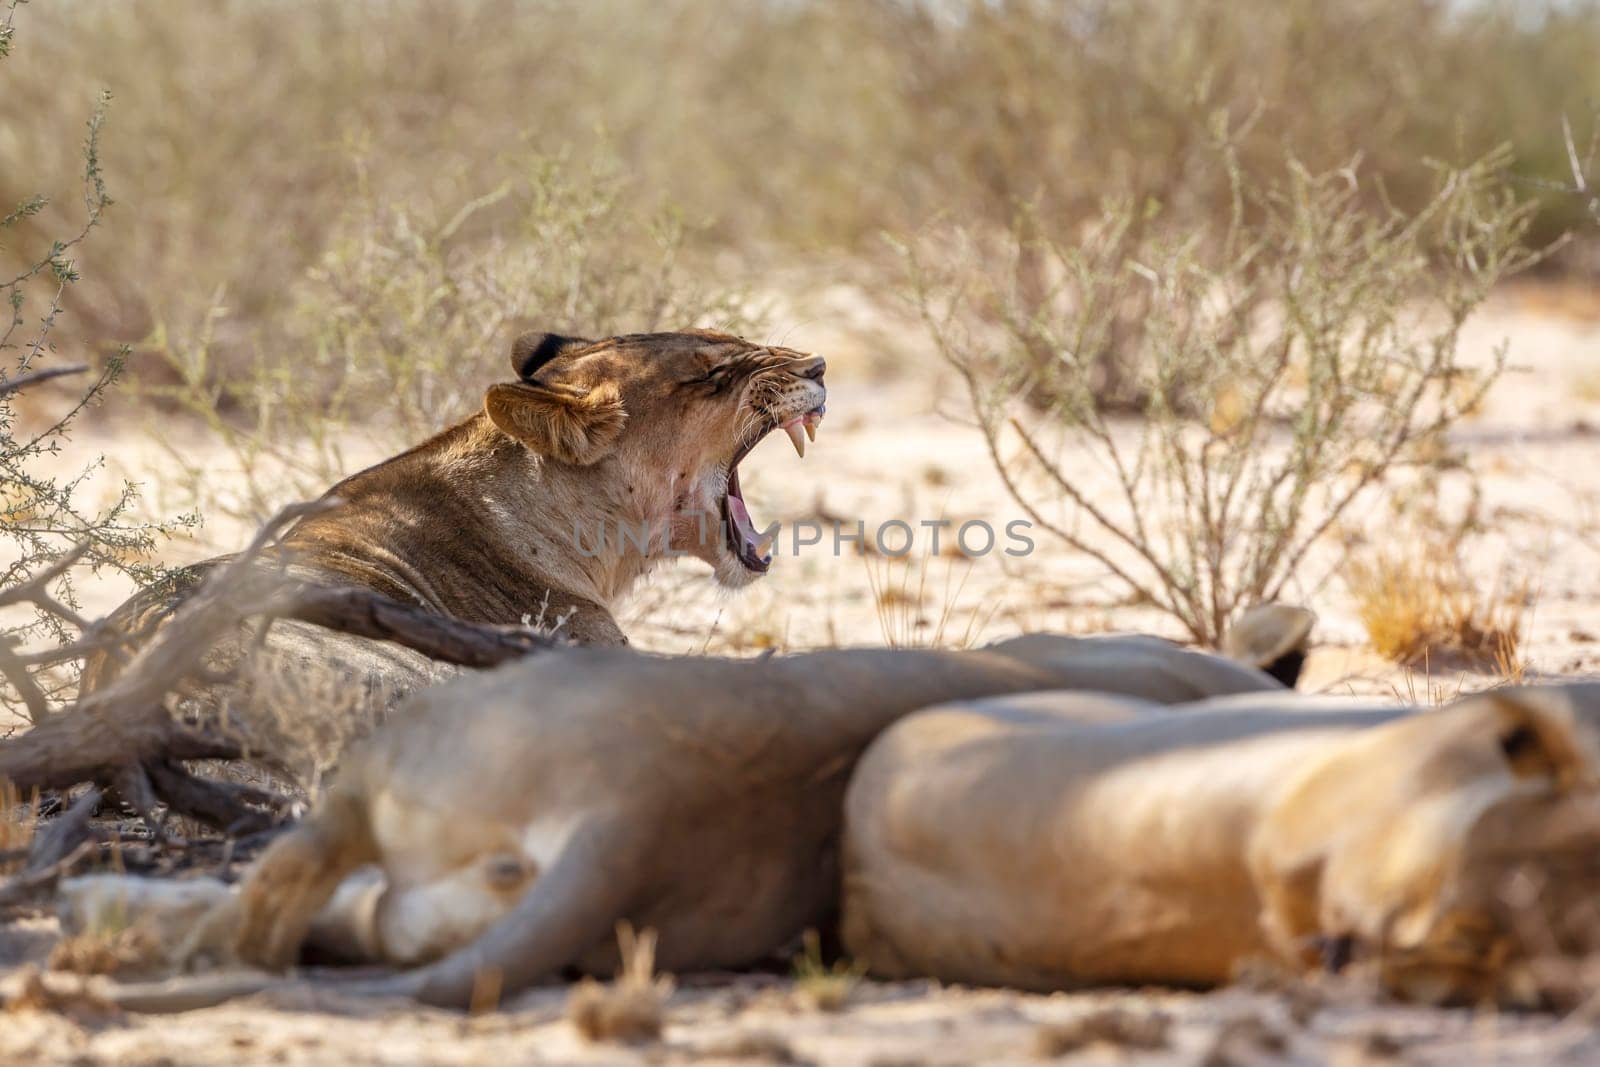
[0, 496, 564, 844]
[22, 787, 101, 874]
[144, 761, 282, 836]
[0, 840, 95, 910]
[0, 502, 329, 828]
[278, 582, 565, 668]
[0, 637, 52, 725]
[0, 363, 88, 399]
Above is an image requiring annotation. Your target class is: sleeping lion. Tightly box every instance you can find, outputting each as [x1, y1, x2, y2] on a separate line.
[48, 628, 1298, 1011]
[840, 683, 1600, 1005]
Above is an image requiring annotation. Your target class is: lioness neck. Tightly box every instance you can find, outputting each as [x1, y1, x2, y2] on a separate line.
[279, 414, 663, 637]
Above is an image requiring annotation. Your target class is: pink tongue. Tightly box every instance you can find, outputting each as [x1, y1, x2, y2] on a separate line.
[727, 494, 756, 540]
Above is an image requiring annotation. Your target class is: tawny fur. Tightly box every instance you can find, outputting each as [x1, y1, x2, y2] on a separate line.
[840, 683, 1600, 1005]
[88, 631, 1290, 1010]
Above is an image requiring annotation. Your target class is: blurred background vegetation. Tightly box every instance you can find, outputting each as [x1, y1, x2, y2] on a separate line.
[5, 0, 1598, 388]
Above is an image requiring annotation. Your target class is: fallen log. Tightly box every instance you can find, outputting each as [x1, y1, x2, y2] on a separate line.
[0, 500, 564, 844]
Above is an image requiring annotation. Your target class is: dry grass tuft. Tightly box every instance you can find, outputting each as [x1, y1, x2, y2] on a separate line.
[47, 924, 163, 978]
[1, 782, 35, 873]
[1033, 1007, 1172, 1057]
[697, 1030, 805, 1064]
[567, 923, 673, 1045]
[1347, 547, 1527, 673]
[864, 553, 992, 651]
[1198, 1013, 1290, 1066]
[791, 929, 865, 1013]
[1573, 367, 1600, 406]
[2, 966, 121, 1024]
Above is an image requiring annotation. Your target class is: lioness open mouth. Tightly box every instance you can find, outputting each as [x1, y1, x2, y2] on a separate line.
[722, 403, 826, 572]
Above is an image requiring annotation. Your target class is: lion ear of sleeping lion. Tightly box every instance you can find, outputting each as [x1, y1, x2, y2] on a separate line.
[1477, 687, 1595, 787]
[485, 331, 627, 465]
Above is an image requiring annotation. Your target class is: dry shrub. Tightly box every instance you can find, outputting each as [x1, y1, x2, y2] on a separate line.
[47, 924, 162, 978]
[0, 0, 193, 721]
[0, 781, 34, 871]
[1345, 482, 1527, 672]
[908, 142, 1539, 648]
[791, 928, 864, 1013]
[137, 147, 756, 523]
[567, 922, 673, 1045]
[876, 0, 1600, 261]
[1033, 1008, 1171, 1057]
[1348, 550, 1526, 673]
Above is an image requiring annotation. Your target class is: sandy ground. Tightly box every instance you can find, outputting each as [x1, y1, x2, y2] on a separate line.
[6, 955, 1600, 1066]
[5, 285, 1600, 1062]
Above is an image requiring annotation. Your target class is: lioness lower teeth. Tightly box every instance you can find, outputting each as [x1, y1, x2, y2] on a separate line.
[784, 422, 807, 458]
[754, 531, 776, 557]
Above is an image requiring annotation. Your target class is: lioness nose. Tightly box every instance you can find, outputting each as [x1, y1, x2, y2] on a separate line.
[800, 357, 826, 381]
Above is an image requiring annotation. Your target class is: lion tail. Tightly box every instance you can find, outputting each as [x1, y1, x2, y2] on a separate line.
[232, 786, 379, 972]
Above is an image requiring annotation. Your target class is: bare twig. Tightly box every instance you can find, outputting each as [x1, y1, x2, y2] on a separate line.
[0, 544, 90, 611]
[0, 840, 95, 910]
[1561, 113, 1600, 221]
[278, 582, 565, 668]
[22, 786, 99, 872]
[0, 364, 89, 399]
[0, 638, 52, 724]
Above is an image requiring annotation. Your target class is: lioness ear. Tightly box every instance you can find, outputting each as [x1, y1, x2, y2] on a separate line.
[485, 381, 626, 465]
[1480, 690, 1591, 787]
[510, 332, 592, 379]
[1223, 603, 1316, 688]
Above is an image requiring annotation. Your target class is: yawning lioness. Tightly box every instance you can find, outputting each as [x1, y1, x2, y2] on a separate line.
[87, 330, 827, 782]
